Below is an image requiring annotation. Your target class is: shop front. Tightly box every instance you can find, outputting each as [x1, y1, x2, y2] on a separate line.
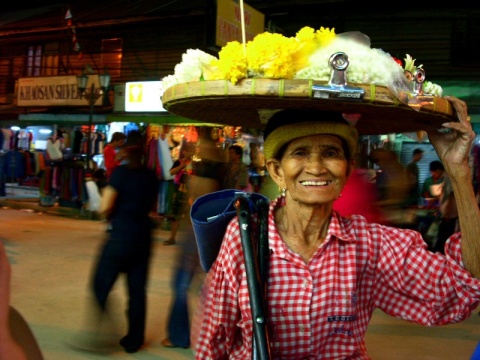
[1, 75, 111, 208]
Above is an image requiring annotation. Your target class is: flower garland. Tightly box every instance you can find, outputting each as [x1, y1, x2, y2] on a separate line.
[162, 26, 442, 98]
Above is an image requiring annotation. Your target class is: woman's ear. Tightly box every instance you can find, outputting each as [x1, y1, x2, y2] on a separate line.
[266, 159, 285, 189]
[346, 159, 356, 179]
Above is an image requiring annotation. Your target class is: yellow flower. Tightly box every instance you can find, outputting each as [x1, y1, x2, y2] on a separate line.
[292, 26, 336, 73]
[194, 26, 337, 84]
[246, 32, 298, 78]
[215, 41, 247, 84]
[316, 27, 336, 47]
[296, 26, 317, 42]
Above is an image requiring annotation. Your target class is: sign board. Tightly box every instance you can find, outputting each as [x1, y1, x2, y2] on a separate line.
[215, 0, 265, 48]
[125, 81, 166, 112]
[17, 75, 102, 107]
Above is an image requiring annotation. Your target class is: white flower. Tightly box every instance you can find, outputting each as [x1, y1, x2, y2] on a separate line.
[295, 33, 409, 95]
[161, 49, 218, 91]
[423, 81, 443, 97]
[161, 74, 179, 92]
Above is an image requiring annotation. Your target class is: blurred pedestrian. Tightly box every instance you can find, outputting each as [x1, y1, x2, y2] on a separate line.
[248, 142, 266, 193]
[434, 173, 459, 254]
[333, 167, 385, 223]
[421, 160, 445, 202]
[415, 160, 445, 249]
[224, 144, 248, 190]
[189, 127, 226, 201]
[405, 148, 424, 206]
[161, 133, 224, 349]
[102, 132, 126, 180]
[370, 149, 416, 228]
[75, 130, 158, 354]
[163, 142, 195, 246]
[156, 125, 175, 216]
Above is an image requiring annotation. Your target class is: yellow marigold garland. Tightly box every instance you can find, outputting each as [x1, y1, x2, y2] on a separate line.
[211, 41, 247, 84]
[211, 26, 337, 84]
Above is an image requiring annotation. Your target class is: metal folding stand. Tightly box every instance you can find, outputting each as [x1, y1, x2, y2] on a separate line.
[235, 194, 272, 360]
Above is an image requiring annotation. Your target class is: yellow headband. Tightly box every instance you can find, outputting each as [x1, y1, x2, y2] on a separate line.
[264, 121, 358, 160]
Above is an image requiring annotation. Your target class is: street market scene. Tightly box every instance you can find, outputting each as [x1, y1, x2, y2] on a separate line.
[0, 0, 480, 359]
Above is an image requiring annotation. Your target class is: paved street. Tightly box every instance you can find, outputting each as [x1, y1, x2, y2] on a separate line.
[1, 206, 479, 359]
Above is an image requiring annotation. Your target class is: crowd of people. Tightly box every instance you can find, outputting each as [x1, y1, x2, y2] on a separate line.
[80, 126, 262, 352]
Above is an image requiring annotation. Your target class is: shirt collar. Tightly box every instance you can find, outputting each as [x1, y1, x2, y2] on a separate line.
[269, 196, 358, 246]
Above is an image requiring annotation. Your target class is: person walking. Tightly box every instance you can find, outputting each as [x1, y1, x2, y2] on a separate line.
[88, 130, 158, 353]
[163, 142, 195, 246]
[405, 148, 424, 206]
[223, 144, 249, 190]
[161, 133, 225, 349]
[102, 132, 126, 180]
[370, 148, 416, 228]
[161, 221, 199, 349]
[421, 160, 445, 201]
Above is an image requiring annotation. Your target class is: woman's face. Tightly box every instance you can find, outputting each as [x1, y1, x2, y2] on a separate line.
[268, 134, 353, 206]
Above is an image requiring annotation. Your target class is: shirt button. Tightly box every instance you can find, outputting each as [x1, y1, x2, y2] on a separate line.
[303, 280, 309, 288]
[299, 325, 305, 333]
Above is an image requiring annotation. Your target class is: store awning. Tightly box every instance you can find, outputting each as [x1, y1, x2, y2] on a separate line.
[107, 112, 224, 126]
[18, 113, 108, 125]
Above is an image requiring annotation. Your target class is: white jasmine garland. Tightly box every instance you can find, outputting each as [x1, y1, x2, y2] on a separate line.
[295, 33, 411, 97]
[162, 49, 217, 87]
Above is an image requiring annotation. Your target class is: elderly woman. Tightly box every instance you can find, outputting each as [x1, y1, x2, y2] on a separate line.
[193, 97, 480, 359]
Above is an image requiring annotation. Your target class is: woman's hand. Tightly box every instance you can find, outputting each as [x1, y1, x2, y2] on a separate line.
[428, 96, 480, 278]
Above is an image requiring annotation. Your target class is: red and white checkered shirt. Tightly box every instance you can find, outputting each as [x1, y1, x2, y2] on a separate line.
[193, 196, 480, 359]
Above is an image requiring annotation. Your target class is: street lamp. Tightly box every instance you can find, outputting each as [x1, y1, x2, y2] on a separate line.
[76, 69, 111, 170]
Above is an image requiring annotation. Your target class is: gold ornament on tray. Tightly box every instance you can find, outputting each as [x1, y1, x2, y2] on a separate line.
[161, 26, 456, 135]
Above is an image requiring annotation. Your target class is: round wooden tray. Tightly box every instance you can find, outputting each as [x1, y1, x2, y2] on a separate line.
[162, 78, 456, 134]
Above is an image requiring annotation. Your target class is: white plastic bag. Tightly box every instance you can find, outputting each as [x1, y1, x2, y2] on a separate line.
[85, 180, 102, 212]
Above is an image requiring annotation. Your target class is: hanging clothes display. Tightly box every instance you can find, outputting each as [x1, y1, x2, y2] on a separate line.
[1, 128, 14, 151]
[0, 152, 5, 196]
[39, 157, 87, 208]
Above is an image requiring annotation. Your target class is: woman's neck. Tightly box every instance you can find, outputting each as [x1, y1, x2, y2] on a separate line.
[275, 201, 332, 262]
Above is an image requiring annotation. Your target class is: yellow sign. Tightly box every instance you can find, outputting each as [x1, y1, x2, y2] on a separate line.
[125, 81, 166, 112]
[216, 0, 265, 48]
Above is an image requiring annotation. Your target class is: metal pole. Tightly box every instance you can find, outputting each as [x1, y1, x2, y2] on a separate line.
[256, 199, 270, 301]
[235, 195, 271, 360]
[86, 82, 94, 170]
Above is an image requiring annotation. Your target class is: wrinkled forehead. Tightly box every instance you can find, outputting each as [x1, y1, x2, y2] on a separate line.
[280, 134, 347, 158]
[286, 133, 345, 148]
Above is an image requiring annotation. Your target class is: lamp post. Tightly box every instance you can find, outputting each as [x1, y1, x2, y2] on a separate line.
[76, 70, 111, 170]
